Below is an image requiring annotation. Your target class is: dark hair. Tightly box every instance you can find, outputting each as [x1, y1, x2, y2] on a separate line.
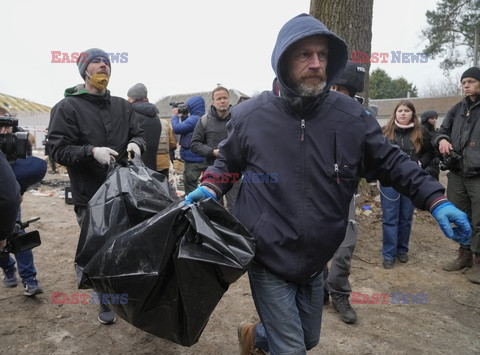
[383, 100, 424, 153]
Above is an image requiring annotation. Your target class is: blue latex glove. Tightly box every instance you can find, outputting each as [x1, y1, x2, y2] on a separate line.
[185, 186, 217, 205]
[432, 202, 472, 245]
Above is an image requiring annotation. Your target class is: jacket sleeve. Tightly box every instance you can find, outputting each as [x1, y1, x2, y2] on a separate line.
[171, 115, 199, 134]
[127, 107, 146, 153]
[362, 115, 445, 211]
[190, 119, 215, 158]
[0, 151, 20, 240]
[432, 103, 460, 147]
[201, 119, 245, 197]
[48, 102, 96, 166]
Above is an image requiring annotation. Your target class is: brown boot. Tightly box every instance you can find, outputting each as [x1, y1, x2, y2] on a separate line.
[443, 247, 473, 271]
[237, 322, 266, 355]
[467, 253, 480, 284]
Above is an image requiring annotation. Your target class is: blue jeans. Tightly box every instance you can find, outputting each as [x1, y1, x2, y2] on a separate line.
[249, 263, 324, 355]
[0, 207, 37, 283]
[380, 185, 414, 260]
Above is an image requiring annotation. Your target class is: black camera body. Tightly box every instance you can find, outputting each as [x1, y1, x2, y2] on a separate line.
[439, 150, 462, 171]
[0, 116, 29, 162]
[169, 101, 189, 116]
[3, 217, 41, 254]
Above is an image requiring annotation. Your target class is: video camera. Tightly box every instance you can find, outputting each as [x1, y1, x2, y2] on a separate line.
[0, 116, 29, 162]
[439, 150, 462, 171]
[169, 101, 189, 116]
[2, 217, 41, 254]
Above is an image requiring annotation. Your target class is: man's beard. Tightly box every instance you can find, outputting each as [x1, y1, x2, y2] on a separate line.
[291, 72, 327, 97]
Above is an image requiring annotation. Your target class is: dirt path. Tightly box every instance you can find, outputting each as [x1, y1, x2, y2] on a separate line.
[1, 172, 479, 354]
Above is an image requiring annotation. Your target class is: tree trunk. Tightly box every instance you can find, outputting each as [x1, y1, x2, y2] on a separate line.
[310, 0, 373, 104]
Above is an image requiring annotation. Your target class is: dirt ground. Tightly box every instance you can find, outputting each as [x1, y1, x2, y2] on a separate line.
[1, 163, 480, 355]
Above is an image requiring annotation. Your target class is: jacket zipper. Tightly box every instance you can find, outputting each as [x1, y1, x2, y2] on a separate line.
[333, 130, 340, 184]
[301, 119, 305, 141]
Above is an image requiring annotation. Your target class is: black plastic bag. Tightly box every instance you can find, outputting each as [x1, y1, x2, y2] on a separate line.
[75, 157, 179, 288]
[83, 199, 254, 346]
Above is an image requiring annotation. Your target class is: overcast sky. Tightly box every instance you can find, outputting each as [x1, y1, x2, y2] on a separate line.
[0, 0, 470, 108]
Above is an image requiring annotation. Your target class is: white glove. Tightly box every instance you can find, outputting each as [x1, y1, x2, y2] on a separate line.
[93, 147, 118, 165]
[127, 142, 141, 158]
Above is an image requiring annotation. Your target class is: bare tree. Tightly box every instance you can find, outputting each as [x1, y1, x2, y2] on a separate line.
[310, 0, 374, 102]
[422, 76, 462, 97]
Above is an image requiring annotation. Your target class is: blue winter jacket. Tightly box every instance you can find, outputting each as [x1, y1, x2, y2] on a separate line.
[201, 13, 445, 283]
[171, 96, 205, 163]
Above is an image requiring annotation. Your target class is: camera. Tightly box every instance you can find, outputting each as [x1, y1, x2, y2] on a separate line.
[0, 116, 29, 162]
[2, 217, 41, 254]
[169, 101, 189, 116]
[439, 150, 462, 171]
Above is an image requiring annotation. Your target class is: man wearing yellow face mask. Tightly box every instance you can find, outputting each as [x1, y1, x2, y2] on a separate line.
[47, 48, 146, 325]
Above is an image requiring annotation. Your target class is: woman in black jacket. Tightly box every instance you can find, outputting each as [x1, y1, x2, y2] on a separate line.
[380, 100, 434, 269]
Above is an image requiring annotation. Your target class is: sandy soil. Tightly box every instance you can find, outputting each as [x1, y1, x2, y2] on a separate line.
[1, 166, 479, 355]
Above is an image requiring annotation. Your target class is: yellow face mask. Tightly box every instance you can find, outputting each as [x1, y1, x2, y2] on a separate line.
[87, 73, 109, 91]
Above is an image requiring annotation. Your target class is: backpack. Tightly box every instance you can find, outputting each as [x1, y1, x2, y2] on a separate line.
[157, 117, 170, 154]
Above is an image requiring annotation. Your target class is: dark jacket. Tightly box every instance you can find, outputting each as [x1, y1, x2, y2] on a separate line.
[433, 96, 480, 177]
[190, 105, 231, 165]
[48, 85, 146, 206]
[171, 96, 205, 163]
[0, 151, 20, 240]
[201, 13, 445, 284]
[421, 114, 440, 179]
[387, 125, 434, 169]
[131, 101, 161, 171]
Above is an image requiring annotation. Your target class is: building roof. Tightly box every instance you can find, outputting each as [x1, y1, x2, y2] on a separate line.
[369, 96, 462, 121]
[155, 89, 250, 118]
[0, 92, 51, 115]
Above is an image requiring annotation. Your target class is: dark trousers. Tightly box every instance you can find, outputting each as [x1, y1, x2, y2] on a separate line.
[183, 161, 206, 194]
[324, 196, 357, 296]
[447, 172, 480, 253]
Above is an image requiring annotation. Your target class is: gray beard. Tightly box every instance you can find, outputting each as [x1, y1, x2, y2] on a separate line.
[295, 81, 327, 97]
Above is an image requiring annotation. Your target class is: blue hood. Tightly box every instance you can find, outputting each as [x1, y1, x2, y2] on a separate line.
[186, 96, 206, 116]
[271, 13, 348, 98]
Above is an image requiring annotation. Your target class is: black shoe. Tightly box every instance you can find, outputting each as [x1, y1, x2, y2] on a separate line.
[331, 294, 357, 324]
[3, 266, 18, 288]
[383, 259, 395, 269]
[98, 303, 116, 325]
[397, 253, 409, 263]
[23, 278, 43, 296]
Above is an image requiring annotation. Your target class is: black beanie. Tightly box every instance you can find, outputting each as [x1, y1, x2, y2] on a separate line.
[77, 48, 111, 79]
[460, 67, 480, 82]
[421, 110, 438, 124]
[333, 60, 366, 97]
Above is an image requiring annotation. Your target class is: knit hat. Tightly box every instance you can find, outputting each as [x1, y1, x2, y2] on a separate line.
[421, 110, 438, 124]
[127, 83, 148, 100]
[333, 60, 366, 97]
[77, 48, 111, 79]
[460, 67, 480, 82]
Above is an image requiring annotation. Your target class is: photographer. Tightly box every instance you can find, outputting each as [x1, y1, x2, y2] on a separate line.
[433, 67, 480, 283]
[171, 96, 206, 194]
[0, 150, 20, 250]
[0, 123, 46, 296]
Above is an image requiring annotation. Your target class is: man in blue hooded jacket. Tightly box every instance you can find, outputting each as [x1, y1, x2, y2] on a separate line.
[186, 14, 471, 354]
[171, 95, 206, 194]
